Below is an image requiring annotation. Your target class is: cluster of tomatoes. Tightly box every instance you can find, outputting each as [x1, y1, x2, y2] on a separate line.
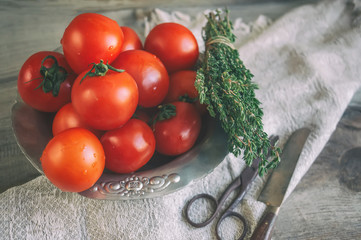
[17, 13, 205, 192]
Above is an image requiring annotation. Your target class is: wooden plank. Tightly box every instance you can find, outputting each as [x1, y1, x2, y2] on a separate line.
[273, 106, 361, 239]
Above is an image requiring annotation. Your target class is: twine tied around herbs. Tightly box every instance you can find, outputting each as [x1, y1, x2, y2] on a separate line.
[205, 35, 236, 50]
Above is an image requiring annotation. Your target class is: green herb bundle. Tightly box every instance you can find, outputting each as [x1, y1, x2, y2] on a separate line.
[195, 10, 280, 176]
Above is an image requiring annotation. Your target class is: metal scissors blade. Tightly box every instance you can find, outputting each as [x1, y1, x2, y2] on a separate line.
[184, 135, 279, 240]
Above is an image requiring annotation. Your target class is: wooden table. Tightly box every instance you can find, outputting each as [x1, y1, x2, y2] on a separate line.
[1, 1, 360, 239]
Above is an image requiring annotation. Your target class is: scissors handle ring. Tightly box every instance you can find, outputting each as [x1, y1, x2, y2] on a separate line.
[184, 193, 218, 228]
[216, 211, 247, 240]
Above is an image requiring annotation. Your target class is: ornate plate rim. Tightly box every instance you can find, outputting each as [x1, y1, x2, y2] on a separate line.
[11, 100, 229, 200]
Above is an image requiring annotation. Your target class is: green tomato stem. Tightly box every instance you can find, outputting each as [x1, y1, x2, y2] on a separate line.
[80, 60, 124, 83]
[31, 55, 68, 97]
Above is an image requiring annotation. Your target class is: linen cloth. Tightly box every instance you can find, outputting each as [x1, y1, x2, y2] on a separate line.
[1, 0, 361, 239]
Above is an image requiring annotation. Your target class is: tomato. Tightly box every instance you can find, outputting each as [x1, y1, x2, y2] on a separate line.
[52, 103, 103, 138]
[111, 50, 169, 108]
[41, 128, 105, 192]
[163, 70, 207, 114]
[163, 70, 198, 102]
[71, 65, 139, 130]
[101, 119, 156, 173]
[153, 101, 201, 156]
[61, 13, 124, 74]
[17, 51, 75, 112]
[120, 26, 143, 52]
[144, 23, 199, 73]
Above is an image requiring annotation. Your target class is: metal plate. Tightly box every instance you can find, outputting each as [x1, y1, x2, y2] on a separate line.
[11, 100, 229, 200]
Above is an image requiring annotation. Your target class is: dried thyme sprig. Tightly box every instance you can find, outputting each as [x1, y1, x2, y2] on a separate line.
[196, 10, 281, 176]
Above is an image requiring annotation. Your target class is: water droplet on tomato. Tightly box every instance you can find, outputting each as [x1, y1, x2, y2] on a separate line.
[83, 170, 88, 175]
[109, 46, 114, 50]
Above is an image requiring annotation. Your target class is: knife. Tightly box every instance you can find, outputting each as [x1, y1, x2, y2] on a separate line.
[250, 128, 311, 240]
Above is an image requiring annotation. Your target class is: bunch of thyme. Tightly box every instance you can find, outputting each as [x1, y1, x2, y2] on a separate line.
[195, 10, 280, 176]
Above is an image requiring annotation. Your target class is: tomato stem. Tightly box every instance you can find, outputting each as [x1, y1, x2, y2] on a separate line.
[80, 60, 124, 83]
[179, 94, 197, 103]
[31, 55, 68, 97]
[150, 103, 176, 126]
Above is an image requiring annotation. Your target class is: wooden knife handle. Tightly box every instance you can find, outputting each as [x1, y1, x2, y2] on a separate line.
[250, 207, 279, 240]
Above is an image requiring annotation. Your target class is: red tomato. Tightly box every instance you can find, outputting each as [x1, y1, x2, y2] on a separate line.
[163, 70, 198, 102]
[71, 68, 139, 130]
[144, 23, 199, 73]
[101, 119, 156, 173]
[17, 51, 75, 112]
[41, 128, 105, 192]
[163, 70, 207, 114]
[120, 26, 143, 52]
[111, 50, 169, 108]
[153, 101, 201, 156]
[61, 13, 124, 74]
[52, 103, 103, 138]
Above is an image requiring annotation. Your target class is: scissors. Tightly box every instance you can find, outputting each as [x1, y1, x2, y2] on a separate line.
[184, 135, 279, 240]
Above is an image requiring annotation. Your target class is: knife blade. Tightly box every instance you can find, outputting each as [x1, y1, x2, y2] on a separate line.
[250, 128, 311, 240]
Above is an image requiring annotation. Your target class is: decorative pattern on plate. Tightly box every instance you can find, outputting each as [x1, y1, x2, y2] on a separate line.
[90, 173, 181, 197]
